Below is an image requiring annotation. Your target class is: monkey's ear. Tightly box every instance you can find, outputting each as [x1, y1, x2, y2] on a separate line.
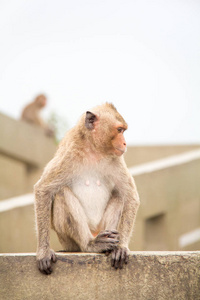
[85, 111, 97, 130]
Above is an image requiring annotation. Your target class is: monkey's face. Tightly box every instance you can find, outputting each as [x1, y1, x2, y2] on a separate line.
[84, 104, 127, 157]
[110, 125, 127, 156]
[94, 124, 127, 156]
[90, 118, 127, 156]
[36, 95, 47, 108]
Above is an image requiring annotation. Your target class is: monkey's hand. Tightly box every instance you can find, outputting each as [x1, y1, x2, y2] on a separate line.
[87, 230, 119, 253]
[37, 249, 57, 275]
[111, 246, 129, 269]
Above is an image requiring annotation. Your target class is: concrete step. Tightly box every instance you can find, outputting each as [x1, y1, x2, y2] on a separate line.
[1, 251, 200, 300]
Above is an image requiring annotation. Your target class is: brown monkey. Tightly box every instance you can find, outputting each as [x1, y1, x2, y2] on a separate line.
[21, 94, 54, 137]
[34, 103, 140, 274]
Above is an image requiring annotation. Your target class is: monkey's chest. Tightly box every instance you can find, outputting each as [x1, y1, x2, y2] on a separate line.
[71, 174, 113, 231]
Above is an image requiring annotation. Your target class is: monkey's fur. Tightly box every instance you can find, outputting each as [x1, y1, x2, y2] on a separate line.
[34, 103, 140, 274]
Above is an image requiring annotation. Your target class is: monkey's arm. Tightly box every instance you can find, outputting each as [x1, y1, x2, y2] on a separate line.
[34, 156, 66, 274]
[118, 176, 140, 248]
[21, 105, 40, 124]
[21, 105, 53, 136]
[111, 174, 140, 269]
[34, 182, 57, 274]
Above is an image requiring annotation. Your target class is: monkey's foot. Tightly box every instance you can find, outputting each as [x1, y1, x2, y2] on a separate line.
[37, 249, 57, 275]
[87, 230, 119, 252]
[111, 247, 129, 269]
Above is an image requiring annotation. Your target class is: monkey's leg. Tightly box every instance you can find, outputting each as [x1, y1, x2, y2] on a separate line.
[99, 193, 123, 231]
[52, 192, 81, 251]
[56, 234, 81, 252]
[52, 188, 119, 253]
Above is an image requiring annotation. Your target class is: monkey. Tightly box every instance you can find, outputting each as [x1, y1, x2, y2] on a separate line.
[34, 103, 140, 275]
[21, 94, 54, 137]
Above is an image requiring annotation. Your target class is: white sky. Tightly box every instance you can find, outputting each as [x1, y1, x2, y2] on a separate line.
[0, 0, 200, 145]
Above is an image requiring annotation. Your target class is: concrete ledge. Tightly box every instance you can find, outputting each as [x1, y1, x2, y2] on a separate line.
[1, 252, 200, 300]
[0, 112, 56, 167]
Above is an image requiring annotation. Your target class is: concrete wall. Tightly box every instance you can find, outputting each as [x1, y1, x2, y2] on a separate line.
[0, 197, 59, 252]
[1, 111, 198, 200]
[0, 113, 56, 200]
[124, 145, 200, 167]
[1, 150, 200, 253]
[1, 113, 200, 253]
[0, 252, 200, 300]
[131, 152, 200, 252]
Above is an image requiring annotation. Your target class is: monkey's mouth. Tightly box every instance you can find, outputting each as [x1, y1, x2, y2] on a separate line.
[115, 148, 127, 155]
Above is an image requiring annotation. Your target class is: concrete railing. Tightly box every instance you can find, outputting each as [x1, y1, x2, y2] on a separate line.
[1, 252, 200, 300]
[129, 148, 200, 176]
[0, 112, 56, 167]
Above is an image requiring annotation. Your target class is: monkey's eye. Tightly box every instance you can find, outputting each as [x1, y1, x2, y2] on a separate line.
[117, 127, 124, 133]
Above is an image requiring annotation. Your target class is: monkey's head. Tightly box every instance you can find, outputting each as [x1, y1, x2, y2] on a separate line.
[83, 103, 128, 157]
[35, 94, 47, 108]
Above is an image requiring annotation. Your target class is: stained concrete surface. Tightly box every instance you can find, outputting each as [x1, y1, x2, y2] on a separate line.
[0, 252, 200, 300]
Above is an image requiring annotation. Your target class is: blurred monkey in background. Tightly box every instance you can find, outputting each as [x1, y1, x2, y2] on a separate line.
[21, 94, 54, 137]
